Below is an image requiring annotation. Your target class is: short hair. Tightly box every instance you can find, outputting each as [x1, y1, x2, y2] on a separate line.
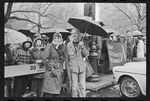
[71, 28, 80, 34]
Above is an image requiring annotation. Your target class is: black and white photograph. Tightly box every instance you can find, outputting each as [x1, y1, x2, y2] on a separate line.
[4, 2, 146, 98]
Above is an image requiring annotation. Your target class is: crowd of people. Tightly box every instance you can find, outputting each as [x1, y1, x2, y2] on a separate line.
[4, 28, 94, 97]
[106, 34, 146, 62]
[4, 28, 146, 97]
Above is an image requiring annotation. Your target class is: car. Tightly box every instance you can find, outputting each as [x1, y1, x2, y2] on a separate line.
[112, 58, 146, 98]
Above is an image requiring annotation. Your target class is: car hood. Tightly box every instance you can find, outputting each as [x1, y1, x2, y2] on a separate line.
[113, 62, 146, 75]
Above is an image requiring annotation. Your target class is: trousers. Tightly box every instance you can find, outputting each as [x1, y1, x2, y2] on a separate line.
[14, 75, 29, 97]
[71, 70, 86, 97]
[31, 78, 43, 97]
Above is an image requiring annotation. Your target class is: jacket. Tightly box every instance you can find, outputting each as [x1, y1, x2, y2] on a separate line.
[30, 47, 45, 78]
[66, 41, 89, 73]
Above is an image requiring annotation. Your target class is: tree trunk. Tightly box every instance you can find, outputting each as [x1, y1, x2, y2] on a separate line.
[37, 3, 41, 33]
[5, 3, 13, 24]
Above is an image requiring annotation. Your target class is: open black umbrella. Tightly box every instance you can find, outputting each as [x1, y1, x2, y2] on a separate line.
[18, 29, 36, 41]
[68, 17, 108, 37]
[40, 27, 71, 43]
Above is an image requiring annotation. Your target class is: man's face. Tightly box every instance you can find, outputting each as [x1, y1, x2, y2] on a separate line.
[24, 42, 31, 48]
[71, 30, 79, 42]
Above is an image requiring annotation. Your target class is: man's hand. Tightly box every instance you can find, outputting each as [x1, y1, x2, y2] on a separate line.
[79, 41, 84, 46]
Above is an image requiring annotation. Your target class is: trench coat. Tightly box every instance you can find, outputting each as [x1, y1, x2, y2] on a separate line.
[42, 43, 64, 94]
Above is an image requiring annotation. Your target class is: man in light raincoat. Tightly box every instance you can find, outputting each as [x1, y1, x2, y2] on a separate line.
[66, 28, 89, 97]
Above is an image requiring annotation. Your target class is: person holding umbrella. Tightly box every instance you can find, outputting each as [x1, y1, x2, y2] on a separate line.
[66, 28, 89, 97]
[12, 37, 35, 97]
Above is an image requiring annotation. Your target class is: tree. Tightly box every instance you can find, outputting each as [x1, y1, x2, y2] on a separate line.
[4, 3, 84, 33]
[111, 3, 146, 32]
[99, 3, 146, 34]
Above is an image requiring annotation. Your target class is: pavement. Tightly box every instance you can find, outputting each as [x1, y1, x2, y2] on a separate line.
[86, 73, 115, 92]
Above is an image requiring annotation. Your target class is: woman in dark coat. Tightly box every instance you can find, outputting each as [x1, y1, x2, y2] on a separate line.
[30, 37, 45, 97]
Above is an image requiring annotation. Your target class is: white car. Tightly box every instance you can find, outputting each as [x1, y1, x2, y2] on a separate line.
[113, 59, 146, 98]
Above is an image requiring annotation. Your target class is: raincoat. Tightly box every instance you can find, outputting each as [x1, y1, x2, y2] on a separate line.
[42, 43, 65, 94]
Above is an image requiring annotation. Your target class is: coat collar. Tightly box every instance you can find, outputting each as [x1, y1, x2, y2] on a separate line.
[69, 41, 80, 52]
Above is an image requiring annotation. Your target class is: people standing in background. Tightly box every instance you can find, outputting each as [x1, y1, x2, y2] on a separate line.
[137, 36, 145, 58]
[30, 36, 45, 97]
[42, 32, 65, 97]
[12, 38, 34, 97]
[66, 28, 89, 97]
[133, 37, 138, 58]
[127, 35, 134, 62]
[41, 34, 49, 48]
[4, 44, 13, 97]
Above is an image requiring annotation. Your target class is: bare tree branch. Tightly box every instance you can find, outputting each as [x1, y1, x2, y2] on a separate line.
[42, 3, 52, 14]
[5, 3, 13, 23]
[133, 3, 142, 19]
[9, 16, 51, 29]
[142, 14, 146, 21]
[112, 3, 134, 23]
[100, 4, 120, 12]
[11, 10, 61, 20]
[128, 8, 137, 23]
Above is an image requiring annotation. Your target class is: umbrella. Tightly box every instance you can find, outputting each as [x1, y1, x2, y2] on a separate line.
[18, 29, 36, 41]
[68, 17, 108, 37]
[110, 32, 123, 37]
[4, 28, 27, 45]
[40, 27, 71, 42]
[5, 24, 13, 29]
[132, 31, 144, 37]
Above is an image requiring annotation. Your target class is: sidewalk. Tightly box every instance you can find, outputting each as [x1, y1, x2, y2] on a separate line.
[86, 74, 115, 92]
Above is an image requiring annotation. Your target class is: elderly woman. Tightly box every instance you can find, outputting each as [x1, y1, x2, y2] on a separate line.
[42, 32, 65, 97]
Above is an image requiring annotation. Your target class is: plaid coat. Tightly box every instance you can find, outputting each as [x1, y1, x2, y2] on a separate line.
[13, 46, 35, 65]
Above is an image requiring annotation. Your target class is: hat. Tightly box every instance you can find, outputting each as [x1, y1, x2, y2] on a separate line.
[53, 32, 62, 39]
[33, 33, 41, 41]
[33, 37, 44, 48]
[22, 37, 32, 48]
[41, 34, 49, 42]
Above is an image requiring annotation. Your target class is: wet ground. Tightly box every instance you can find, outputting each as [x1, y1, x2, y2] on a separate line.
[59, 85, 121, 97]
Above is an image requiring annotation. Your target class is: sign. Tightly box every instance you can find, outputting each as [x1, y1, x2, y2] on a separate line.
[106, 41, 127, 71]
[4, 64, 45, 78]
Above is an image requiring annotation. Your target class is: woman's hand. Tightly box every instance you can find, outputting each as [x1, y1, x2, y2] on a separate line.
[36, 60, 42, 64]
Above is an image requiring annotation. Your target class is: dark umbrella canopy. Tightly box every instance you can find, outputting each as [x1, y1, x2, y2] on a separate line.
[68, 17, 108, 37]
[18, 29, 36, 41]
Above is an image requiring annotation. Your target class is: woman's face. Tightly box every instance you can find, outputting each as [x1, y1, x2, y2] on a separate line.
[36, 40, 42, 46]
[24, 42, 31, 48]
[53, 36, 61, 42]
